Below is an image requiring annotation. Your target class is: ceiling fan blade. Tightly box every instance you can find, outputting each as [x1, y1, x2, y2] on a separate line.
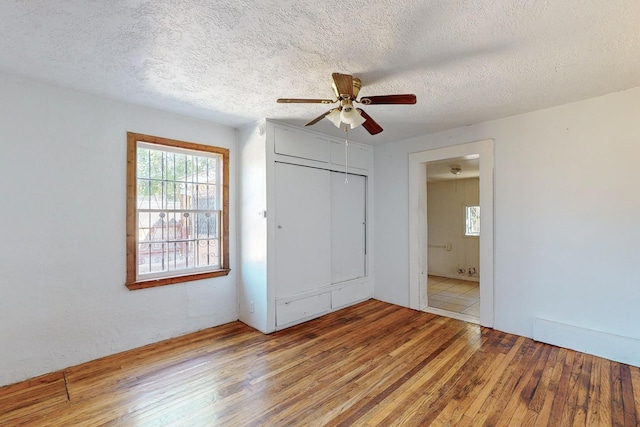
[305, 110, 333, 127]
[277, 98, 335, 104]
[332, 73, 354, 98]
[359, 94, 417, 105]
[357, 109, 383, 135]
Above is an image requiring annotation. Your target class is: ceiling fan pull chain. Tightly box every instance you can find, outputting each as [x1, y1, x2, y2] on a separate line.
[344, 125, 349, 183]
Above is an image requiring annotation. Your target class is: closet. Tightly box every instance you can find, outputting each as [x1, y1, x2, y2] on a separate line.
[238, 120, 371, 333]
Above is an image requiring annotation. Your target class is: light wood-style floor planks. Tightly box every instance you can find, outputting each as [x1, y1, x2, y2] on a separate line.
[1, 300, 639, 426]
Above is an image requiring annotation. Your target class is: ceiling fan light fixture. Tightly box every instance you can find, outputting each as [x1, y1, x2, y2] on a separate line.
[326, 108, 342, 128]
[339, 101, 366, 129]
[347, 110, 366, 129]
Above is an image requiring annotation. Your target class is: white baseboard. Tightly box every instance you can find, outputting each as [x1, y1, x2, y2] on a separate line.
[533, 318, 640, 367]
[429, 272, 479, 282]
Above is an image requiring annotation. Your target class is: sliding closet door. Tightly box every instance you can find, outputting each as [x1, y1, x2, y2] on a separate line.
[274, 162, 331, 296]
[331, 172, 366, 283]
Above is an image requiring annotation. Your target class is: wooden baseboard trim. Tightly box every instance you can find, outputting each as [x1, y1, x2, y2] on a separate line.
[0, 371, 68, 420]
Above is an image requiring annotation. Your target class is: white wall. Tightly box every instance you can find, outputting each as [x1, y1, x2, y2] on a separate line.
[237, 122, 270, 333]
[427, 178, 480, 279]
[0, 72, 238, 387]
[374, 86, 640, 366]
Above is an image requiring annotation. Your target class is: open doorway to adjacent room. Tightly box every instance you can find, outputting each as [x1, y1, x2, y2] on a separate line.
[426, 157, 480, 322]
[408, 139, 494, 327]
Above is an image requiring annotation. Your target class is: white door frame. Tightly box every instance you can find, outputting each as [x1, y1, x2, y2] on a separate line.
[408, 139, 494, 327]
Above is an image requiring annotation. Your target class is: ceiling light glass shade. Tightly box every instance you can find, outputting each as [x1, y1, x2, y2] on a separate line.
[326, 108, 342, 128]
[340, 107, 366, 129]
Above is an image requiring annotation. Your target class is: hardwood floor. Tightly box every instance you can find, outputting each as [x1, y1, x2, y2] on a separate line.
[1, 300, 639, 426]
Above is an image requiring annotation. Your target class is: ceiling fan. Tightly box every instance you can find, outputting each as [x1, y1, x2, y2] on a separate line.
[277, 73, 416, 135]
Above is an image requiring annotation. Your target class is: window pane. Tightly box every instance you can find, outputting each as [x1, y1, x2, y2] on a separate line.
[185, 154, 193, 180]
[208, 158, 217, 183]
[184, 241, 195, 269]
[195, 211, 219, 239]
[175, 153, 187, 181]
[138, 242, 167, 274]
[165, 152, 175, 182]
[137, 148, 150, 178]
[137, 181, 150, 209]
[149, 149, 164, 180]
[465, 206, 480, 236]
[196, 239, 219, 268]
[196, 157, 208, 183]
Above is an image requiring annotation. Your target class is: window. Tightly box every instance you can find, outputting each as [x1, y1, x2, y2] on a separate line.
[465, 205, 480, 237]
[126, 132, 230, 290]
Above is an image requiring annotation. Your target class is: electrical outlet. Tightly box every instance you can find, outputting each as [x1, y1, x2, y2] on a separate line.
[249, 301, 255, 314]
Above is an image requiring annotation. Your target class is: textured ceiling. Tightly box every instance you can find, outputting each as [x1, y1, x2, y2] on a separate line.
[1, 1, 640, 144]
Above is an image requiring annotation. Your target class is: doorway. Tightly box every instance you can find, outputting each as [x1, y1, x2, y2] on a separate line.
[408, 140, 494, 327]
[426, 157, 480, 323]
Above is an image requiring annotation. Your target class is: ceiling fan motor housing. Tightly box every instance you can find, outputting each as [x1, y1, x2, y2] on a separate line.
[352, 78, 362, 98]
[332, 77, 362, 100]
[341, 99, 354, 112]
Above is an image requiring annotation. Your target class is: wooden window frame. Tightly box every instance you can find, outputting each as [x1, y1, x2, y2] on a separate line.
[126, 132, 230, 290]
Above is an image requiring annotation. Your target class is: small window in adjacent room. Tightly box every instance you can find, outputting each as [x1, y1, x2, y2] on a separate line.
[126, 132, 230, 290]
[465, 205, 480, 237]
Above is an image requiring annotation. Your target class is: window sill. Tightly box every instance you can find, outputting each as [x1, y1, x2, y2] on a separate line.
[126, 268, 231, 290]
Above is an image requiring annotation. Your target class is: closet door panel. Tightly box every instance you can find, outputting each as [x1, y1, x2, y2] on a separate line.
[331, 172, 366, 283]
[275, 163, 331, 297]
